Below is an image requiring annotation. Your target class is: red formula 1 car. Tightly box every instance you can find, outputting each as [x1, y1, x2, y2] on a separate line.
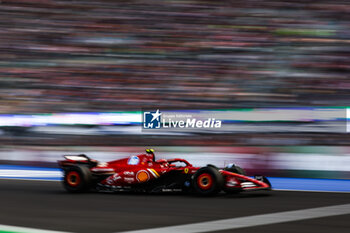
[58, 149, 271, 196]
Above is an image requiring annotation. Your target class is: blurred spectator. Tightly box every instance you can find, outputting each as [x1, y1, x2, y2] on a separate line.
[0, 0, 350, 114]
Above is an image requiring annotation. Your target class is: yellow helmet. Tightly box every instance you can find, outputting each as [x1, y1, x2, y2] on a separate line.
[146, 148, 154, 154]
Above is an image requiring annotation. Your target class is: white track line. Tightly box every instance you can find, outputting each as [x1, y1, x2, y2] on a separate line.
[0, 224, 70, 233]
[0, 169, 62, 178]
[117, 203, 350, 233]
[0, 178, 60, 182]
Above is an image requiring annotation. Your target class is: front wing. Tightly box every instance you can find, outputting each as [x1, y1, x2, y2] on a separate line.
[221, 170, 271, 191]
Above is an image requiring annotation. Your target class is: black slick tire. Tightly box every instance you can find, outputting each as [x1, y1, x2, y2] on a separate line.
[192, 166, 224, 196]
[63, 166, 92, 193]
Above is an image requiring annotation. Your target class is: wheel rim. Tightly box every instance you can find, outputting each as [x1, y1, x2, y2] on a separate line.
[66, 171, 80, 187]
[197, 173, 213, 190]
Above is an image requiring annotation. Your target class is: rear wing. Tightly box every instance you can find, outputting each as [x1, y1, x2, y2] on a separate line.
[59, 154, 98, 168]
[64, 154, 90, 161]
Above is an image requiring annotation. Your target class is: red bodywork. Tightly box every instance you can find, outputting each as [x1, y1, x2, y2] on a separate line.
[59, 153, 270, 192]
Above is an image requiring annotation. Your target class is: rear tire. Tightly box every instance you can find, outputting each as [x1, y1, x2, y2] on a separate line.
[63, 166, 92, 193]
[192, 166, 224, 196]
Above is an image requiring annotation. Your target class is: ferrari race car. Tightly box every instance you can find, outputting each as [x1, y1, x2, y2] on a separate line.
[58, 149, 271, 196]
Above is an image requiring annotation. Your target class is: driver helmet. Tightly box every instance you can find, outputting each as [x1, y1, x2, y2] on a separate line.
[145, 148, 155, 162]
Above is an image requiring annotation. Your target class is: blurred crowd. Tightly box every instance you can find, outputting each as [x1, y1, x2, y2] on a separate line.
[0, 0, 350, 114]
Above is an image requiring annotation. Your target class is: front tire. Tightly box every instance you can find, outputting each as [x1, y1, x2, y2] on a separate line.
[192, 166, 224, 196]
[63, 166, 92, 193]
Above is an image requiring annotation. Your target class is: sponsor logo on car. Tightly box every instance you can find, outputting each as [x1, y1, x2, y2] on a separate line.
[123, 171, 134, 176]
[241, 182, 256, 188]
[124, 177, 135, 183]
[106, 174, 122, 184]
[136, 170, 150, 182]
[226, 179, 238, 187]
[128, 156, 140, 165]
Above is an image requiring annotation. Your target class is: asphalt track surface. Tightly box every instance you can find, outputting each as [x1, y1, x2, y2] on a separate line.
[0, 179, 349, 233]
